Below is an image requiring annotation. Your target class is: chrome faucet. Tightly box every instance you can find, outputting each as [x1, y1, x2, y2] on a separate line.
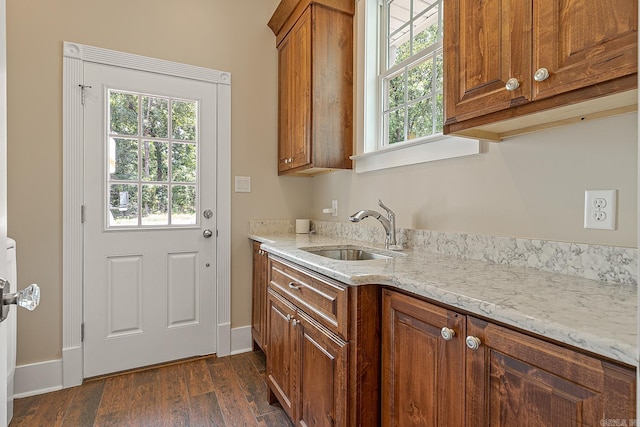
[349, 199, 397, 249]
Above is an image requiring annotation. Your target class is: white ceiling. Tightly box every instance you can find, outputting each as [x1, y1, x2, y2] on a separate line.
[388, 0, 440, 47]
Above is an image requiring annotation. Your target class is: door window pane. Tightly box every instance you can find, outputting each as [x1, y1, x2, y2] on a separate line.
[109, 138, 138, 180]
[110, 92, 139, 136]
[142, 141, 168, 182]
[107, 89, 199, 228]
[172, 143, 197, 183]
[141, 185, 169, 226]
[142, 96, 169, 138]
[172, 100, 197, 141]
[109, 184, 138, 226]
[172, 185, 196, 225]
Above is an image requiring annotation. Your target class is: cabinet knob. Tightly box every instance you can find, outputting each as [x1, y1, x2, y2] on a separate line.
[465, 336, 482, 350]
[286, 314, 292, 322]
[440, 327, 456, 341]
[534, 67, 550, 82]
[505, 78, 520, 91]
[292, 318, 299, 327]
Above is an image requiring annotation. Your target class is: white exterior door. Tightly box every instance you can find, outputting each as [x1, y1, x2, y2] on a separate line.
[83, 62, 217, 378]
[0, 0, 7, 423]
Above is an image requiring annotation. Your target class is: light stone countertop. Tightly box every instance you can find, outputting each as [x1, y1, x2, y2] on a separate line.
[249, 232, 638, 367]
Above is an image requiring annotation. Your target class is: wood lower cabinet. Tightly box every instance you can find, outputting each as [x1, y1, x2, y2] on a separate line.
[266, 289, 297, 419]
[382, 289, 636, 426]
[297, 310, 348, 426]
[266, 256, 380, 427]
[465, 316, 636, 425]
[382, 290, 465, 427]
[267, 286, 348, 426]
[251, 240, 268, 351]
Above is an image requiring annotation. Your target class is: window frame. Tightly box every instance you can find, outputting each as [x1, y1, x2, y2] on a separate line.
[353, 0, 480, 173]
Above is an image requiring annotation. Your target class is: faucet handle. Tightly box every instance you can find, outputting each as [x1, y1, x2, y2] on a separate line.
[378, 199, 395, 218]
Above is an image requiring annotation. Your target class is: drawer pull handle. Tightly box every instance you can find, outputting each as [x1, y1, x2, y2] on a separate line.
[288, 282, 301, 290]
[440, 327, 456, 341]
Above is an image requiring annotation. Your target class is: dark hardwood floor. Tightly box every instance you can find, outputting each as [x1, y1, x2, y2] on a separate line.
[9, 350, 293, 427]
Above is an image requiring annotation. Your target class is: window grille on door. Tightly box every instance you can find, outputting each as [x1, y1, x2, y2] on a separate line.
[107, 89, 199, 228]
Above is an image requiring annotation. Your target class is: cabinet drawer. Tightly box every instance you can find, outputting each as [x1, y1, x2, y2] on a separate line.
[269, 257, 348, 338]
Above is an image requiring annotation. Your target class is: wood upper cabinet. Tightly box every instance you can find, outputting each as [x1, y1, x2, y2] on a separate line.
[269, 0, 354, 176]
[444, 0, 533, 124]
[251, 241, 268, 351]
[277, 9, 311, 173]
[382, 290, 637, 426]
[444, 0, 638, 140]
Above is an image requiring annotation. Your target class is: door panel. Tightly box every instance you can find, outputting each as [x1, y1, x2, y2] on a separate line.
[297, 311, 348, 427]
[107, 255, 142, 335]
[266, 289, 297, 420]
[533, 0, 638, 100]
[465, 316, 636, 425]
[167, 252, 198, 326]
[444, 0, 532, 123]
[83, 62, 217, 378]
[382, 291, 465, 427]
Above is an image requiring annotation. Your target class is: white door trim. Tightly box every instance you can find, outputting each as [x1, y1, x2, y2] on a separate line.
[62, 41, 231, 388]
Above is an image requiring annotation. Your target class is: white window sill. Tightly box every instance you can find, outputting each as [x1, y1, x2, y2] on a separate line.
[351, 134, 481, 173]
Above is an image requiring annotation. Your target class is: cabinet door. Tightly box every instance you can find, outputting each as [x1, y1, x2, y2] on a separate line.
[444, 0, 532, 124]
[533, 0, 638, 100]
[251, 241, 267, 351]
[266, 289, 297, 420]
[296, 311, 348, 427]
[278, 7, 312, 173]
[466, 316, 636, 426]
[381, 291, 465, 427]
[278, 36, 293, 173]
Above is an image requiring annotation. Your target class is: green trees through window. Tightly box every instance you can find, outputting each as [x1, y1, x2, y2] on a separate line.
[383, 0, 443, 145]
[108, 90, 198, 227]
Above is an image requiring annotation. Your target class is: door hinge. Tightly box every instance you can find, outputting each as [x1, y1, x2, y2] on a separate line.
[78, 84, 92, 106]
[81, 323, 85, 342]
[81, 205, 86, 223]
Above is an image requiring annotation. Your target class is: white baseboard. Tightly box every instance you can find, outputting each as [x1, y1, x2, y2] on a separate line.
[14, 359, 62, 398]
[230, 325, 252, 355]
[13, 325, 253, 397]
[62, 345, 83, 389]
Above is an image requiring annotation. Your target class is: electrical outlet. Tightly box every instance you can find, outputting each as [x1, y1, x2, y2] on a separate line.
[584, 190, 617, 230]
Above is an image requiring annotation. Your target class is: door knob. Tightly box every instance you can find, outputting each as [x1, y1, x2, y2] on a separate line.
[203, 229, 213, 238]
[0, 278, 40, 323]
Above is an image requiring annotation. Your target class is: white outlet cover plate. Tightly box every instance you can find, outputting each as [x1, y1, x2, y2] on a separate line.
[584, 189, 617, 230]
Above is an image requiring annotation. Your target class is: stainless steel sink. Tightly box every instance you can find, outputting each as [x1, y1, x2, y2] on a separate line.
[300, 245, 403, 261]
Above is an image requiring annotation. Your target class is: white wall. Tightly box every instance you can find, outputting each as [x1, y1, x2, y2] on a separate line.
[312, 113, 637, 248]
